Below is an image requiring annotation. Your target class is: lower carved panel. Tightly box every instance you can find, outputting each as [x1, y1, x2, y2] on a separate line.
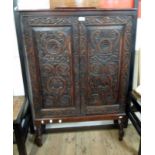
[86, 105, 120, 115]
[42, 95, 71, 108]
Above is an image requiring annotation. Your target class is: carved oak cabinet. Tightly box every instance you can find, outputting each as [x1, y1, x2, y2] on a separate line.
[18, 9, 137, 146]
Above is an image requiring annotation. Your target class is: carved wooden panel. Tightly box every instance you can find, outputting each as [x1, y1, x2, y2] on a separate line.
[21, 15, 80, 117]
[20, 11, 136, 119]
[79, 16, 134, 114]
[87, 26, 123, 105]
[33, 27, 73, 108]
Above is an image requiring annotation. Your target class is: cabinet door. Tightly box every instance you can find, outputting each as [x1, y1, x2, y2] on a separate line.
[79, 15, 135, 115]
[21, 13, 80, 118]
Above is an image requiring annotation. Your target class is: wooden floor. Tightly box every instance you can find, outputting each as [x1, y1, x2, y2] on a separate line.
[13, 125, 140, 155]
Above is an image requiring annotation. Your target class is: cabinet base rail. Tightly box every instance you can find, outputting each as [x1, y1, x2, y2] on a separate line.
[34, 114, 127, 146]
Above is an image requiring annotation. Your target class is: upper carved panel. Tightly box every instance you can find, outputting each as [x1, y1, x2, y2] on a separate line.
[34, 28, 68, 57]
[89, 27, 121, 55]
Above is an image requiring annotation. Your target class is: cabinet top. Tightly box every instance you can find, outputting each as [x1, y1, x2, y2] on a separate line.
[16, 9, 137, 17]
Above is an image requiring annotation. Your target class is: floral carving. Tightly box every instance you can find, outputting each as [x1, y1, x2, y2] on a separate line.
[25, 16, 78, 25]
[79, 15, 134, 109]
[33, 28, 74, 108]
[21, 15, 80, 112]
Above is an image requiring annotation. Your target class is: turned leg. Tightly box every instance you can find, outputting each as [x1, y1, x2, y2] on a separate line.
[123, 116, 129, 128]
[41, 124, 46, 134]
[34, 125, 42, 147]
[118, 117, 124, 141]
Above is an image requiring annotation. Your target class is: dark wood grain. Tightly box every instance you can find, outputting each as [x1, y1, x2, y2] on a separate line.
[79, 15, 134, 115]
[17, 9, 137, 146]
[118, 117, 125, 141]
[20, 10, 136, 119]
[21, 13, 81, 117]
[34, 113, 126, 126]
[34, 125, 43, 147]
